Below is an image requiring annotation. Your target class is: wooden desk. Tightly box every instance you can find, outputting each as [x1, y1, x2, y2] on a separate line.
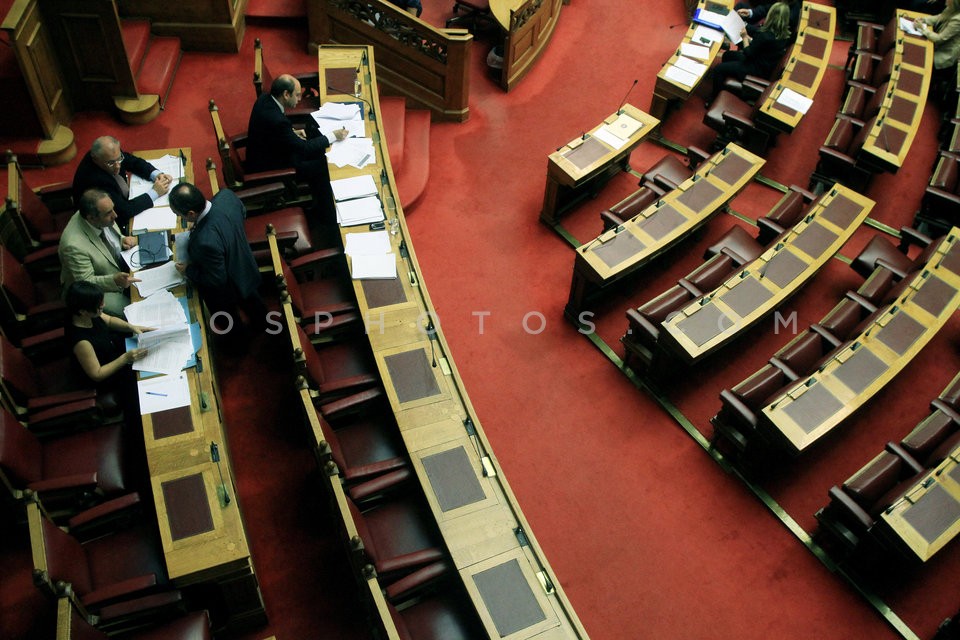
[657, 185, 873, 365]
[755, 3, 836, 134]
[761, 230, 960, 455]
[858, 10, 932, 173]
[565, 143, 764, 322]
[491, 0, 565, 91]
[879, 446, 960, 561]
[540, 104, 660, 226]
[651, 0, 733, 120]
[318, 46, 588, 639]
[131, 149, 265, 633]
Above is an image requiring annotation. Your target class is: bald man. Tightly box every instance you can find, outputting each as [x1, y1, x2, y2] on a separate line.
[246, 74, 347, 220]
[72, 136, 173, 226]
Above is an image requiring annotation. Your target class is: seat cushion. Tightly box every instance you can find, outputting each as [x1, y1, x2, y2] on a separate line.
[83, 521, 167, 593]
[642, 154, 690, 187]
[842, 451, 902, 511]
[704, 90, 750, 132]
[136, 611, 211, 640]
[392, 591, 485, 640]
[704, 225, 762, 264]
[901, 411, 957, 464]
[42, 424, 125, 495]
[245, 208, 314, 257]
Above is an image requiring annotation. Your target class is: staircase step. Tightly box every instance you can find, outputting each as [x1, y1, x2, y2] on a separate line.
[121, 19, 151, 76]
[380, 97, 406, 172]
[396, 109, 431, 213]
[136, 36, 181, 108]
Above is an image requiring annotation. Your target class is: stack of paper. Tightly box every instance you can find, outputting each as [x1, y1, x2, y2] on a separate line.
[336, 195, 384, 226]
[129, 153, 184, 208]
[900, 16, 923, 36]
[133, 261, 186, 297]
[124, 290, 188, 328]
[344, 229, 396, 280]
[137, 372, 192, 415]
[680, 42, 711, 60]
[130, 206, 178, 231]
[132, 325, 195, 376]
[665, 54, 709, 88]
[332, 174, 379, 202]
[327, 138, 376, 169]
[311, 102, 366, 140]
[775, 87, 814, 114]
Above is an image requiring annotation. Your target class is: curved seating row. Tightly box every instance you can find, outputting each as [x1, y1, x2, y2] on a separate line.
[815, 371, 960, 562]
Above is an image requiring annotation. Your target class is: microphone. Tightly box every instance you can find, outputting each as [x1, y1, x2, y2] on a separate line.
[210, 442, 230, 505]
[581, 131, 588, 141]
[617, 79, 639, 114]
[425, 317, 438, 367]
[328, 87, 376, 122]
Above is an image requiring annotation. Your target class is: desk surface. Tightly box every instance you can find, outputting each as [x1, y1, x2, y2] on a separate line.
[129, 149, 255, 587]
[575, 143, 764, 287]
[490, 0, 523, 29]
[859, 10, 933, 172]
[318, 46, 588, 640]
[881, 447, 960, 561]
[756, 2, 836, 133]
[762, 229, 960, 454]
[658, 185, 873, 364]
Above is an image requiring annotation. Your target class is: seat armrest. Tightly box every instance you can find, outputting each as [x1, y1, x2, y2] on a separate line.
[757, 217, 786, 244]
[28, 472, 99, 494]
[844, 290, 878, 313]
[719, 246, 750, 267]
[235, 182, 287, 203]
[27, 389, 97, 412]
[931, 398, 960, 425]
[809, 324, 844, 348]
[347, 468, 413, 502]
[676, 278, 703, 298]
[625, 308, 662, 343]
[767, 356, 800, 382]
[67, 493, 141, 529]
[81, 575, 159, 609]
[652, 175, 681, 192]
[875, 257, 910, 279]
[827, 486, 873, 530]
[319, 387, 385, 418]
[788, 184, 817, 202]
[723, 111, 757, 129]
[898, 226, 933, 250]
[385, 561, 450, 601]
[818, 147, 857, 164]
[376, 548, 445, 575]
[885, 441, 925, 475]
[600, 210, 624, 231]
[687, 145, 711, 167]
[719, 389, 759, 429]
[97, 590, 184, 623]
[289, 247, 346, 271]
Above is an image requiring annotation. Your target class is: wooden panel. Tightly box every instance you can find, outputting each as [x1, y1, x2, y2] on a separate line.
[501, 0, 564, 91]
[117, 0, 247, 52]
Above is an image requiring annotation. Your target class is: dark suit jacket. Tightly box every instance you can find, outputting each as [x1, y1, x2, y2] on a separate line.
[245, 93, 331, 173]
[185, 190, 261, 312]
[72, 151, 158, 225]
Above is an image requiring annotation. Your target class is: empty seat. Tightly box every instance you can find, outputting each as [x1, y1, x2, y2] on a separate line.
[703, 82, 778, 154]
[814, 115, 875, 192]
[56, 596, 211, 640]
[0, 245, 64, 344]
[850, 227, 936, 279]
[2, 151, 73, 257]
[279, 249, 358, 336]
[294, 324, 379, 402]
[919, 153, 960, 231]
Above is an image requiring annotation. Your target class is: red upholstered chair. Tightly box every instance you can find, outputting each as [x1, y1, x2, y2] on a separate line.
[0, 406, 126, 511]
[56, 596, 211, 640]
[600, 182, 666, 230]
[844, 17, 896, 72]
[345, 475, 446, 581]
[847, 45, 895, 87]
[756, 185, 817, 245]
[252, 38, 319, 116]
[703, 82, 778, 155]
[26, 496, 180, 624]
[850, 227, 936, 279]
[279, 250, 359, 336]
[641, 146, 711, 191]
[311, 387, 409, 483]
[818, 443, 926, 550]
[386, 584, 486, 640]
[714, 364, 794, 443]
[900, 408, 960, 469]
[814, 115, 875, 192]
[702, 225, 765, 266]
[840, 80, 887, 122]
[3, 151, 73, 256]
[919, 153, 960, 231]
[0, 333, 114, 433]
[294, 324, 379, 402]
[0, 244, 65, 344]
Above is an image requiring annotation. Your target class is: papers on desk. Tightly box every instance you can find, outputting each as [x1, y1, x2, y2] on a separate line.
[131, 206, 178, 231]
[680, 42, 711, 60]
[692, 25, 724, 46]
[694, 8, 745, 44]
[124, 290, 188, 328]
[332, 174, 379, 202]
[900, 16, 923, 36]
[673, 55, 708, 78]
[137, 372, 192, 415]
[345, 229, 397, 280]
[129, 154, 184, 207]
[593, 127, 628, 150]
[130, 325, 196, 376]
[327, 138, 376, 169]
[775, 87, 813, 114]
[315, 102, 362, 120]
[312, 102, 366, 140]
[664, 62, 701, 88]
[605, 113, 643, 141]
[336, 195, 384, 226]
[133, 261, 186, 297]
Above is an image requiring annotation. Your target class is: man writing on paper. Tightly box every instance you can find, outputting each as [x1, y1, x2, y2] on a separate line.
[72, 136, 174, 226]
[246, 74, 349, 221]
[60, 189, 141, 318]
[170, 183, 267, 342]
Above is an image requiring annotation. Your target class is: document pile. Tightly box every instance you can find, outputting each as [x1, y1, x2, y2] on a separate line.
[774, 87, 813, 114]
[899, 16, 923, 36]
[313, 102, 376, 169]
[344, 229, 397, 280]
[596, 112, 644, 149]
[129, 153, 184, 231]
[132, 260, 186, 297]
[137, 372, 192, 415]
[664, 53, 710, 89]
[332, 174, 385, 227]
[124, 291, 201, 377]
[693, 6, 745, 44]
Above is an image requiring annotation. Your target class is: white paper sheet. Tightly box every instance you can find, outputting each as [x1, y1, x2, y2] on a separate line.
[133, 261, 186, 297]
[350, 253, 397, 279]
[594, 127, 628, 150]
[137, 372, 192, 415]
[314, 118, 366, 140]
[313, 103, 362, 120]
[345, 230, 392, 256]
[680, 42, 711, 60]
[664, 64, 700, 88]
[332, 174, 379, 202]
[692, 25, 724, 45]
[673, 55, 708, 78]
[124, 291, 188, 328]
[775, 87, 814, 114]
[131, 206, 178, 231]
[326, 138, 376, 169]
[900, 16, 923, 36]
[336, 195, 384, 227]
[129, 154, 184, 207]
[133, 325, 194, 376]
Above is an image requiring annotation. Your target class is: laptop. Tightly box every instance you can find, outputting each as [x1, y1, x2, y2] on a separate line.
[136, 230, 170, 268]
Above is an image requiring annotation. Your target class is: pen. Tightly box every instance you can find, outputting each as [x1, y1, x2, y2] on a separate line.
[358, 154, 371, 166]
[146, 392, 168, 397]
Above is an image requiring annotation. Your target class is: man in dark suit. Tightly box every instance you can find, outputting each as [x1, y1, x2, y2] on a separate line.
[170, 183, 266, 339]
[72, 136, 174, 226]
[246, 74, 348, 220]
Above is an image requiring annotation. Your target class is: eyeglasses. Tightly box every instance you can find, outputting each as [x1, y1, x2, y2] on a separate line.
[103, 152, 125, 167]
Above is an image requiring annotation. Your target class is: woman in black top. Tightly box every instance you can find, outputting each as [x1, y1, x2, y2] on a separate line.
[708, 2, 793, 104]
[65, 281, 152, 396]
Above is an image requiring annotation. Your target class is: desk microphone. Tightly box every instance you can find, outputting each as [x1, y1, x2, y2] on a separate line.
[210, 442, 230, 505]
[617, 79, 639, 114]
[425, 317, 438, 367]
[328, 87, 376, 122]
[581, 131, 588, 141]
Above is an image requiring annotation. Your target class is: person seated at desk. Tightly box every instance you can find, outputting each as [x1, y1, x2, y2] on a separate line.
[65, 281, 151, 415]
[72, 136, 174, 226]
[708, 2, 792, 105]
[915, 0, 960, 79]
[246, 74, 349, 221]
[735, 0, 800, 34]
[60, 189, 142, 318]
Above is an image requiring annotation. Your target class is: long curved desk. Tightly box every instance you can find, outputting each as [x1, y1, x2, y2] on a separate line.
[318, 45, 588, 639]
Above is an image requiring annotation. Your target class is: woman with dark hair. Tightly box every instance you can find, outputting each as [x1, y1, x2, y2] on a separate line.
[65, 281, 152, 396]
[708, 2, 793, 104]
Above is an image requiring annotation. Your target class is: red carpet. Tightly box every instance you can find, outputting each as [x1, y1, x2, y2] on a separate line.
[3, 1, 958, 639]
